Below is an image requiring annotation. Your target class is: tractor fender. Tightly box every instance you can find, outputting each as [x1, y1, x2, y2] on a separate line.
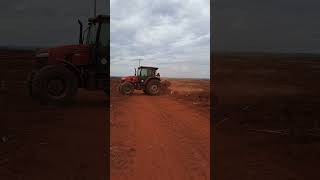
[145, 77, 161, 87]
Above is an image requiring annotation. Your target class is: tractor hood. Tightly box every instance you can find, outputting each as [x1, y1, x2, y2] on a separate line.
[35, 44, 90, 59]
[121, 76, 138, 82]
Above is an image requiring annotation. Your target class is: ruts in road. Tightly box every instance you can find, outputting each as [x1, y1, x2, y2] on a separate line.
[111, 93, 210, 180]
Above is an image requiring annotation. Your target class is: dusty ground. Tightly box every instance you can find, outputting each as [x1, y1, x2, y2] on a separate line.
[6, 50, 319, 179]
[0, 50, 108, 180]
[213, 54, 320, 180]
[110, 77, 210, 180]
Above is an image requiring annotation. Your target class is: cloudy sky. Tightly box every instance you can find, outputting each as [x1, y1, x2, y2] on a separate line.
[1, 1, 320, 77]
[213, 0, 320, 53]
[110, 0, 210, 78]
[0, 0, 108, 47]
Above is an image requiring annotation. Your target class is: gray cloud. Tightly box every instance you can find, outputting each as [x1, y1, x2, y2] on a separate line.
[0, 0, 109, 47]
[213, 0, 320, 53]
[110, 0, 210, 78]
[0, 0, 210, 78]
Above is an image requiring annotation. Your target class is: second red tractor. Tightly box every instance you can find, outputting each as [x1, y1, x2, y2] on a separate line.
[119, 66, 161, 95]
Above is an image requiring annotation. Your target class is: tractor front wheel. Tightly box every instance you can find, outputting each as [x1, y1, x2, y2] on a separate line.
[119, 82, 134, 95]
[146, 79, 160, 96]
[31, 65, 78, 103]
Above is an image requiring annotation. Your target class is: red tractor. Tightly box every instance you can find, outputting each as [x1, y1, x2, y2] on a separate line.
[119, 66, 161, 95]
[28, 14, 109, 103]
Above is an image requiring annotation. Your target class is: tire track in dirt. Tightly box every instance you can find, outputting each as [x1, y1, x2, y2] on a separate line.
[110, 96, 137, 179]
[155, 99, 210, 180]
[110, 93, 210, 180]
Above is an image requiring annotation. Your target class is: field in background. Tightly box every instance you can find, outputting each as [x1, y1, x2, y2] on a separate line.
[214, 54, 320, 180]
[111, 77, 210, 109]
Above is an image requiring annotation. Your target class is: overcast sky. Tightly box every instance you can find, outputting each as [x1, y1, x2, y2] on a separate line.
[110, 0, 210, 78]
[213, 0, 320, 53]
[0, 0, 108, 47]
[1, 1, 320, 77]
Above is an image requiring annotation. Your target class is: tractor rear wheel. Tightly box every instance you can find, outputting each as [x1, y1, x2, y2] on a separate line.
[31, 65, 78, 103]
[119, 82, 134, 95]
[146, 79, 160, 96]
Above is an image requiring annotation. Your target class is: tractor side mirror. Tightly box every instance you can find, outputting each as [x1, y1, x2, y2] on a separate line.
[78, 19, 83, 44]
[134, 68, 137, 76]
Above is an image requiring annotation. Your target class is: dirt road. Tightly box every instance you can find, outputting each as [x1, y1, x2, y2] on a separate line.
[111, 92, 210, 180]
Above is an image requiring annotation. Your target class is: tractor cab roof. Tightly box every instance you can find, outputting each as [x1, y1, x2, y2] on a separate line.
[88, 14, 109, 23]
[138, 66, 159, 70]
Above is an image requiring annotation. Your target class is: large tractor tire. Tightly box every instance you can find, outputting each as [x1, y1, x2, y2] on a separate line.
[31, 65, 78, 103]
[119, 82, 134, 95]
[146, 79, 160, 96]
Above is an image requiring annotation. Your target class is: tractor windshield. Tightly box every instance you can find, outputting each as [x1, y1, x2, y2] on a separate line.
[98, 22, 109, 48]
[84, 23, 98, 45]
[137, 68, 152, 77]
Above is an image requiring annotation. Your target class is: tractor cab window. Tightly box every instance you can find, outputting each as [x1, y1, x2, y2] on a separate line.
[139, 68, 148, 77]
[85, 23, 98, 45]
[98, 22, 109, 48]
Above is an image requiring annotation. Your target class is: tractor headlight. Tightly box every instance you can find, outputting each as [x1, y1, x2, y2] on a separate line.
[35, 52, 49, 58]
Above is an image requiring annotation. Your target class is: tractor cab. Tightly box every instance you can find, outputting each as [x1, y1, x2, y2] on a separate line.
[79, 15, 109, 73]
[136, 66, 159, 82]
